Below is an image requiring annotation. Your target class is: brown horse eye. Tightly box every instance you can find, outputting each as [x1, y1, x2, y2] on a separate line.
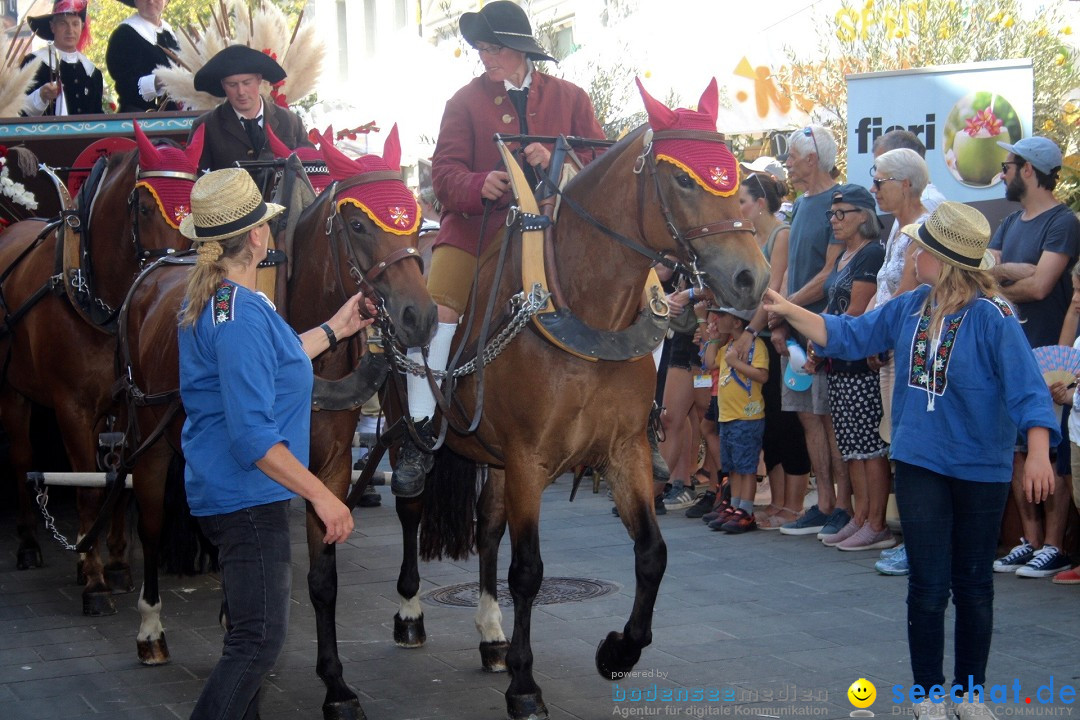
[675, 173, 695, 189]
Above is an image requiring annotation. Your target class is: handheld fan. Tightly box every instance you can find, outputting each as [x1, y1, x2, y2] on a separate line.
[1032, 344, 1080, 388]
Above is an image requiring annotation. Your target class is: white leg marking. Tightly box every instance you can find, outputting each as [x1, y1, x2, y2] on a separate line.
[398, 594, 423, 620]
[137, 585, 163, 642]
[474, 591, 505, 643]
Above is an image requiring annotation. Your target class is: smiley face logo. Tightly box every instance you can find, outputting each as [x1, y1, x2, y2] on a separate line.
[848, 678, 877, 712]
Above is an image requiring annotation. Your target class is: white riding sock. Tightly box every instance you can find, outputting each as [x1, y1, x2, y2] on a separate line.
[406, 321, 456, 421]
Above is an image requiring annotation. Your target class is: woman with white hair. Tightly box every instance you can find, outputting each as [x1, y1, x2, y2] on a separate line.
[867, 147, 933, 575]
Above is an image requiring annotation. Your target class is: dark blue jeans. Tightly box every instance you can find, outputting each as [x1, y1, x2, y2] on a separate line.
[894, 461, 1010, 690]
[192, 500, 292, 720]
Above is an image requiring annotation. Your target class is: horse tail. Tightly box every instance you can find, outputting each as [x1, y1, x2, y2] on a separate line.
[418, 446, 478, 561]
[160, 452, 218, 574]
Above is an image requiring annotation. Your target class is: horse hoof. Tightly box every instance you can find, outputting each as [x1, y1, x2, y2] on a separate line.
[506, 692, 548, 720]
[393, 613, 426, 648]
[16, 546, 42, 570]
[82, 591, 117, 617]
[137, 634, 170, 665]
[106, 564, 135, 594]
[480, 640, 509, 673]
[595, 631, 641, 680]
[322, 698, 368, 720]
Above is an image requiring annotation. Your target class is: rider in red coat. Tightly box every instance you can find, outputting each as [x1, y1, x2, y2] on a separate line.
[392, 0, 605, 497]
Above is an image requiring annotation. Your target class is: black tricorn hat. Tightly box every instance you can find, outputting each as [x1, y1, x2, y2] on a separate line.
[193, 45, 287, 98]
[114, 0, 135, 6]
[28, 0, 87, 42]
[459, 1, 556, 63]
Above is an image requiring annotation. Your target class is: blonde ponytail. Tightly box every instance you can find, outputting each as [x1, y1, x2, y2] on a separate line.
[178, 233, 255, 328]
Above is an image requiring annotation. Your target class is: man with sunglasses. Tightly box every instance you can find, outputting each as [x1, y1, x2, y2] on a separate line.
[987, 136, 1080, 580]
[768, 124, 850, 538]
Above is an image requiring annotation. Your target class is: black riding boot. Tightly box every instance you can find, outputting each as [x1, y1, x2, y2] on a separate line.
[391, 419, 435, 497]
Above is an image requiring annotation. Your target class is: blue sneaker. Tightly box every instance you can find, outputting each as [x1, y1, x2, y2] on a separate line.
[875, 545, 909, 575]
[879, 543, 905, 560]
[816, 507, 852, 539]
[779, 504, 830, 536]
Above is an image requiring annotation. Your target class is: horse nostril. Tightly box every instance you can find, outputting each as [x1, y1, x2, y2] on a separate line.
[401, 305, 418, 334]
[733, 268, 755, 292]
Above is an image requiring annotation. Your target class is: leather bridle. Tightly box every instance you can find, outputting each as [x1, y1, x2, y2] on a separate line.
[129, 168, 198, 266]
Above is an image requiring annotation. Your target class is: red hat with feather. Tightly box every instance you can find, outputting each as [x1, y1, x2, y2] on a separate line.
[28, 0, 91, 52]
[635, 78, 738, 198]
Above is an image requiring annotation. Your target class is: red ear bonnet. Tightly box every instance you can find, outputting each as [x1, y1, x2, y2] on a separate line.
[635, 77, 738, 197]
[134, 120, 200, 229]
[321, 123, 419, 235]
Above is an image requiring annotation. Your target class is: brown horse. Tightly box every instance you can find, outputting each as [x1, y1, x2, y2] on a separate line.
[0, 124, 201, 616]
[388, 79, 771, 720]
[119, 138, 437, 713]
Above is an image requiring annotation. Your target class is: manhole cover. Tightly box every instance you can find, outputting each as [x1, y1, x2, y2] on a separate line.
[422, 577, 620, 608]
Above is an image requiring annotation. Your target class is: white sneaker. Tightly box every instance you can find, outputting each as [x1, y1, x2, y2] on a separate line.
[913, 699, 950, 720]
[954, 693, 993, 720]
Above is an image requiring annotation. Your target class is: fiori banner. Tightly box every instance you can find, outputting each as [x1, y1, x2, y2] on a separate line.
[846, 60, 1034, 203]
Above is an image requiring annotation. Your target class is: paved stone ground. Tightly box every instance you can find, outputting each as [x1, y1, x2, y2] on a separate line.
[1, 479, 1077, 720]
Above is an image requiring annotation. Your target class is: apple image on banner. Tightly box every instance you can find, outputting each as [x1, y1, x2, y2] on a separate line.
[943, 92, 1022, 187]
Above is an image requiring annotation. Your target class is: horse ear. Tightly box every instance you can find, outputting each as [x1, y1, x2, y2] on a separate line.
[319, 128, 362, 180]
[382, 124, 401, 171]
[697, 78, 719, 124]
[183, 125, 205, 170]
[636, 77, 676, 131]
[133, 120, 162, 167]
[264, 123, 292, 159]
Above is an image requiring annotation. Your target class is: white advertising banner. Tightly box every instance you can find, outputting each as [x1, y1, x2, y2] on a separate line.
[846, 60, 1034, 204]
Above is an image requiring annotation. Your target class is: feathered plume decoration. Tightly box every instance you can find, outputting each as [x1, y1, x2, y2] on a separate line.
[0, 28, 42, 118]
[156, 0, 324, 111]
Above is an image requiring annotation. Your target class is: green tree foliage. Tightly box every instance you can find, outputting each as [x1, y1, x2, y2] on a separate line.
[779, 0, 1079, 206]
[84, 0, 305, 109]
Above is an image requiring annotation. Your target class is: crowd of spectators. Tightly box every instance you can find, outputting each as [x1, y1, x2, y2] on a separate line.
[649, 125, 1080, 589]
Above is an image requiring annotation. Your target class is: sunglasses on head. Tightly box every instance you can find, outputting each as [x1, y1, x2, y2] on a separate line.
[803, 127, 820, 158]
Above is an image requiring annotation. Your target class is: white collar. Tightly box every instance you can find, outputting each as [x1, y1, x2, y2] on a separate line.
[31, 44, 95, 77]
[121, 13, 174, 45]
[503, 61, 534, 93]
[233, 98, 265, 123]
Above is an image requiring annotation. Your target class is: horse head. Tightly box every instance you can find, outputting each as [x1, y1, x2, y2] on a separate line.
[127, 121, 202, 260]
[293, 124, 436, 348]
[627, 78, 769, 309]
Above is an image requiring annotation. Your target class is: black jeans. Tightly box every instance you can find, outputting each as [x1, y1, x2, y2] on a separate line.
[192, 500, 292, 720]
[894, 461, 1010, 690]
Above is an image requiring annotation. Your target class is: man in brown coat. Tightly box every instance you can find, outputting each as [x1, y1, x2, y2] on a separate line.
[187, 45, 310, 174]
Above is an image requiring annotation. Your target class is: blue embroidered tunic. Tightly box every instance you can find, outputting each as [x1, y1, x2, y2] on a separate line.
[819, 285, 1060, 483]
[179, 282, 313, 516]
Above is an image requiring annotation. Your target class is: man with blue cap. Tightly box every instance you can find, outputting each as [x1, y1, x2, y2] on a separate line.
[988, 135, 1080, 580]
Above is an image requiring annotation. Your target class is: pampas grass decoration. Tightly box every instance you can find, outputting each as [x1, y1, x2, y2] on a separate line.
[0, 31, 42, 118]
[157, 0, 323, 112]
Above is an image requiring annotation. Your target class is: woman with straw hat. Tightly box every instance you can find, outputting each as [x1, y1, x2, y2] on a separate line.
[177, 168, 372, 719]
[763, 201, 1058, 720]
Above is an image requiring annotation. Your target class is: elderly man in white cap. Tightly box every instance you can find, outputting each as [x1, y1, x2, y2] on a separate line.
[988, 135, 1080, 581]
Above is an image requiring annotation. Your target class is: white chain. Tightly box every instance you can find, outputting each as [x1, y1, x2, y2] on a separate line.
[391, 285, 551, 378]
[35, 488, 78, 551]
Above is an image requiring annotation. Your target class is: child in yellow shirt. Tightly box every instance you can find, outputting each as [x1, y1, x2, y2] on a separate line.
[704, 307, 769, 533]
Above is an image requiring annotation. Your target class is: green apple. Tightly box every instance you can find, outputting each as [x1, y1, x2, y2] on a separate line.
[952, 128, 1011, 186]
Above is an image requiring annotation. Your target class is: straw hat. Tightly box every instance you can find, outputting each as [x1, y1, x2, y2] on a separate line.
[179, 168, 284, 242]
[901, 201, 994, 271]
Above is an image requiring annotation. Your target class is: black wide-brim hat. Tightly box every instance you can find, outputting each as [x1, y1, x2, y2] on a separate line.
[114, 0, 135, 6]
[459, 1, 556, 63]
[193, 44, 288, 98]
[28, 1, 87, 41]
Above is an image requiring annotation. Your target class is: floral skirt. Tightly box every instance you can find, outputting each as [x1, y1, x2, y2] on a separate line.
[827, 370, 889, 461]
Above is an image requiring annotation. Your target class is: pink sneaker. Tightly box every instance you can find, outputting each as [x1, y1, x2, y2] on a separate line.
[821, 518, 862, 547]
[837, 524, 896, 552]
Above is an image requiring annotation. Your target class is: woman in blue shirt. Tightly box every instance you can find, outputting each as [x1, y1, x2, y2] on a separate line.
[763, 201, 1057, 720]
[178, 168, 373, 720]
